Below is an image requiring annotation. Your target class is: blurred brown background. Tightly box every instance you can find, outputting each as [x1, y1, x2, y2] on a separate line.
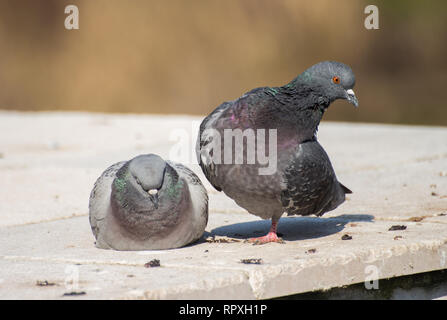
[0, 0, 446, 125]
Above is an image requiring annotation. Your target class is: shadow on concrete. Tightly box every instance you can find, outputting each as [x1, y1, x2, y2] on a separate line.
[208, 214, 374, 241]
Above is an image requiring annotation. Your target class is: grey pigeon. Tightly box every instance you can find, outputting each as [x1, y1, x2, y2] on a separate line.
[89, 154, 208, 250]
[196, 61, 358, 244]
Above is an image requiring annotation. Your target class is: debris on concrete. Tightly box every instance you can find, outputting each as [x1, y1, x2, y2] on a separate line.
[63, 291, 86, 297]
[240, 258, 263, 265]
[36, 280, 56, 287]
[205, 235, 241, 243]
[407, 216, 427, 222]
[144, 259, 161, 268]
[341, 234, 353, 240]
[389, 225, 407, 231]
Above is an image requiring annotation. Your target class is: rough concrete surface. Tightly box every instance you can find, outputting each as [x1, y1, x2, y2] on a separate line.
[0, 111, 446, 299]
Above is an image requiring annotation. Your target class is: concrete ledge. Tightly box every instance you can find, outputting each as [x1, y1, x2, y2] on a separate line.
[0, 111, 446, 299]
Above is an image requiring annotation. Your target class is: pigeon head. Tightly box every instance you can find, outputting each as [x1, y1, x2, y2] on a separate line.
[300, 61, 358, 107]
[112, 153, 184, 214]
[110, 155, 187, 239]
[127, 154, 166, 208]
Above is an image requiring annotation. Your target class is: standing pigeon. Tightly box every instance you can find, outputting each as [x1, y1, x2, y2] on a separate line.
[196, 61, 358, 244]
[89, 154, 208, 250]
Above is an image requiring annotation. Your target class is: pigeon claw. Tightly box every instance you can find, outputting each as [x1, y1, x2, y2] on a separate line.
[245, 232, 285, 245]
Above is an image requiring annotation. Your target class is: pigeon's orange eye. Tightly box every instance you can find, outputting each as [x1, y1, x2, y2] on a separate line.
[332, 76, 340, 84]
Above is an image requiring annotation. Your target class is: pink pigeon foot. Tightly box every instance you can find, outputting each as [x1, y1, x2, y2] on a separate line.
[246, 220, 285, 245]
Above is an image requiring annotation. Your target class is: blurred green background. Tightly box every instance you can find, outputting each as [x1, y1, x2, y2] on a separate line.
[0, 0, 446, 125]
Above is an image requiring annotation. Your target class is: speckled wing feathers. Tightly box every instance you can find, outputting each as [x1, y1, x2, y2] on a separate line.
[280, 141, 347, 216]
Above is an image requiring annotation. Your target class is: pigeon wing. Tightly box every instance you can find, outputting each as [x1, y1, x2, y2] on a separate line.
[280, 140, 350, 217]
[89, 161, 126, 238]
[196, 101, 233, 191]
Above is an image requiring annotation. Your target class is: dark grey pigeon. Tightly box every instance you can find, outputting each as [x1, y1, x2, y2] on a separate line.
[89, 154, 208, 250]
[196, 61, 358, 244]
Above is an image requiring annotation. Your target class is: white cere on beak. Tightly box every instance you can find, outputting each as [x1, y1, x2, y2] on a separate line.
[346, 89, 355, 96]
[148, 189, 158, 195]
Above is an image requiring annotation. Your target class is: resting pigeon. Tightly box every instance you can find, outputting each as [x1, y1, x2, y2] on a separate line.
[89, 154, 208, 250]
[196, 61, 358, 244]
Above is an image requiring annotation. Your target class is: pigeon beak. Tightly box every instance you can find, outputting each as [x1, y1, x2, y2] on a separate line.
[345, 89, 359, 108]
[148, 189, 159, 209]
